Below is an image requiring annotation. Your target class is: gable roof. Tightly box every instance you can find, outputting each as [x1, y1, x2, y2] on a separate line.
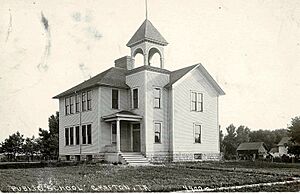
[277, 137, 291, 146]
[53, 67, 129, 99]
[237, 142, 266, 151]
[54, 63, 225, 98]
[165, 64, 225, 95]
[126, 19, 168, 47]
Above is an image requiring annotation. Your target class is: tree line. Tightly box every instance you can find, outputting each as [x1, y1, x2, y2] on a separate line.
[0, 112, 59, 162]
[220, 116, 300, 160]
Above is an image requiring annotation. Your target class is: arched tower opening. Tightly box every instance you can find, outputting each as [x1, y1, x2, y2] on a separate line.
[133, 48, 144, 68]
[148, 47, 162, 68]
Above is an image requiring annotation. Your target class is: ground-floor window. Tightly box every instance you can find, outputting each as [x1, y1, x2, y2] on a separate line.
[194, 123, 201, 143]
[65, 128, 69, 146]
[82, 124, 92, 145]
[111, 123, 116, 144]
[154, 122, 162, 143]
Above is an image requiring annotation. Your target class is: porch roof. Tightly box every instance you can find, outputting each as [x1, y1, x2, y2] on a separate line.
[102, 110, 142, 122]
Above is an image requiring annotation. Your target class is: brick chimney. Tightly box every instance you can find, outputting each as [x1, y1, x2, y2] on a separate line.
[114, 56, 134, 70]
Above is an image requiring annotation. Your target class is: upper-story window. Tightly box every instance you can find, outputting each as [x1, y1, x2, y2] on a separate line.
[112, 89, 119, 109]
[75, 94, 80, 113]
[87, 91, 92, 110]
[154, 88, 161, 109]
[132, 88, 138, 109]
[82, 92, 87, 112]
[191, 91, 203, 112]
[65, 98, 70, 115]
[194, 124, 201, 143]
[70, 96, 74, 114]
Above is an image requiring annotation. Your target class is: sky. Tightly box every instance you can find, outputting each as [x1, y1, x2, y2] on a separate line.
[0, 0, 300, 142]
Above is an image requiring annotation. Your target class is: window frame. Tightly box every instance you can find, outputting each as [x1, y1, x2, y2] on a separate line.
[190, 91, 203, 112]
[75, 126, 80, 145]
[87, 90, 92, 111]
[154, 121, 162, 144]
[111, 123, 117, 144]
[82, 125, 87, 144]
[87, 124, 92, 144]
[75, 94, 80, 113]
[194, 123, 202, 144]
[65, 128, 69, 146]
[70, 96, 74, 114]
[153, 87, 161, 109]
[65, 97, 70, 115]
[111, 89, 119, 109]
[132, 88, 139, 109]
[69, 127, 74, 145]
[82, 92, 87, 112]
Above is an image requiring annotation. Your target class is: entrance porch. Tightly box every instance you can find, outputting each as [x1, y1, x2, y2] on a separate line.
[102, 111, 143, 154]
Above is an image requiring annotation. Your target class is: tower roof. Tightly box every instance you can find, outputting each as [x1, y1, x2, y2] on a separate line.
[126, 19, 168, 47]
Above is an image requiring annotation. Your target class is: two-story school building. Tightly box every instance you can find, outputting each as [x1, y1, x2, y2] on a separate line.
[53, 19, 225, 164]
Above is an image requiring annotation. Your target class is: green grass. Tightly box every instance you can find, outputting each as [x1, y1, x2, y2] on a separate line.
[0, 162, 299, 192]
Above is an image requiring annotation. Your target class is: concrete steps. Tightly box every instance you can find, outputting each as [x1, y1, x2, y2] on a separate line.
[120, 152, 150, 165]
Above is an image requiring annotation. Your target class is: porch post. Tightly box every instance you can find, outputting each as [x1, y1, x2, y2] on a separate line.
[116, 119, 121, 154]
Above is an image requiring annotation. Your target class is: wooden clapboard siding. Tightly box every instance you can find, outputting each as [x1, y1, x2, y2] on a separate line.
[98, 86, 130, 151]
[59, 87, 100, 155]
[126, 71, 146, 153]
[173, 68, 219, 154]
[144, 71, 170, 153]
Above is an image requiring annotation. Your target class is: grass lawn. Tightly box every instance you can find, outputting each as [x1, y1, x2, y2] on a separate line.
[0, 161, 299, 192]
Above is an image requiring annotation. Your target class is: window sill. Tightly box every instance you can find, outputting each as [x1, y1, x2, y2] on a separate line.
[154, 142, 162, 144]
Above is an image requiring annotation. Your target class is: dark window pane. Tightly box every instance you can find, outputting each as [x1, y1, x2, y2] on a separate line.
[76, 126, 80, 145]
[112, 123, 116, 144]
[70, 127, 74, 145]
[75, 94, 80, 112]
[112, 89, 119, 109]
[65, 128, 69, 146]
[133, 89, 138, 109]
[87, 124, 92, 144]
[87, 91, 92, 110]
[82, 125, 86, 144]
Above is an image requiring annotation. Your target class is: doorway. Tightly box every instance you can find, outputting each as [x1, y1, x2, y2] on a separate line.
[132, 123, 141, 152]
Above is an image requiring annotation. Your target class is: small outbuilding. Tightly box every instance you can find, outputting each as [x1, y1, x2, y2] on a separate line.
[237, 142, 268, 161]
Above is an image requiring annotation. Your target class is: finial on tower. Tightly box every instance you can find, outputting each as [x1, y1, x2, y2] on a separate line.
[145, 0, 148, 19]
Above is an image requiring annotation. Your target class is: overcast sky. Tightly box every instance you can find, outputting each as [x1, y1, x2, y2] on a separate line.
[0, 0, 300, 141]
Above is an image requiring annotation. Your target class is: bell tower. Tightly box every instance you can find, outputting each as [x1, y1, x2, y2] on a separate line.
[126, 19, 168, 69]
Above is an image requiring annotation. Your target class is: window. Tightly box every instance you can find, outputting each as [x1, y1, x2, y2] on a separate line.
[132, 88, 138, 109]
[87, 124, 92, 144]
[70, 127, 74, 145]
[87, 90, 92, 110]
[75, 126, 80, 145]
[82, 92, 87, 111]
[75, 94, 80, 113]
[82, 125, 86, 144]
[65, 128, 69, 146]
[191, 92, 203, 112]
[70, 96, 74, 114]
[154, 88, 161, 108]
[112, 89, 119, 109]
[154, 122, 161, 143]
[111, 123, 116, 144]
[65, 97, 70, 115]
[81, 124, 92, 145]
[194, 124, 201, 143]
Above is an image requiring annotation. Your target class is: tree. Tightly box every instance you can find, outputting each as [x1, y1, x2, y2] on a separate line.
[220, 129, 224, 153]
[38, 112, 59, 160]
[223, 124, 237, 159]
[288, 116, 300, 143]
[236, 125, 250, 145]
[1, 131, 24, 161]
[23, 136, 39, 161]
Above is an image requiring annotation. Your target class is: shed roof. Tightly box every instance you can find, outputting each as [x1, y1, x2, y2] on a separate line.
[237, 142, 266, 151]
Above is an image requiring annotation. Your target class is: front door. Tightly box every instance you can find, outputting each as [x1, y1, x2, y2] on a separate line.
[132, 124, 140, 152]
